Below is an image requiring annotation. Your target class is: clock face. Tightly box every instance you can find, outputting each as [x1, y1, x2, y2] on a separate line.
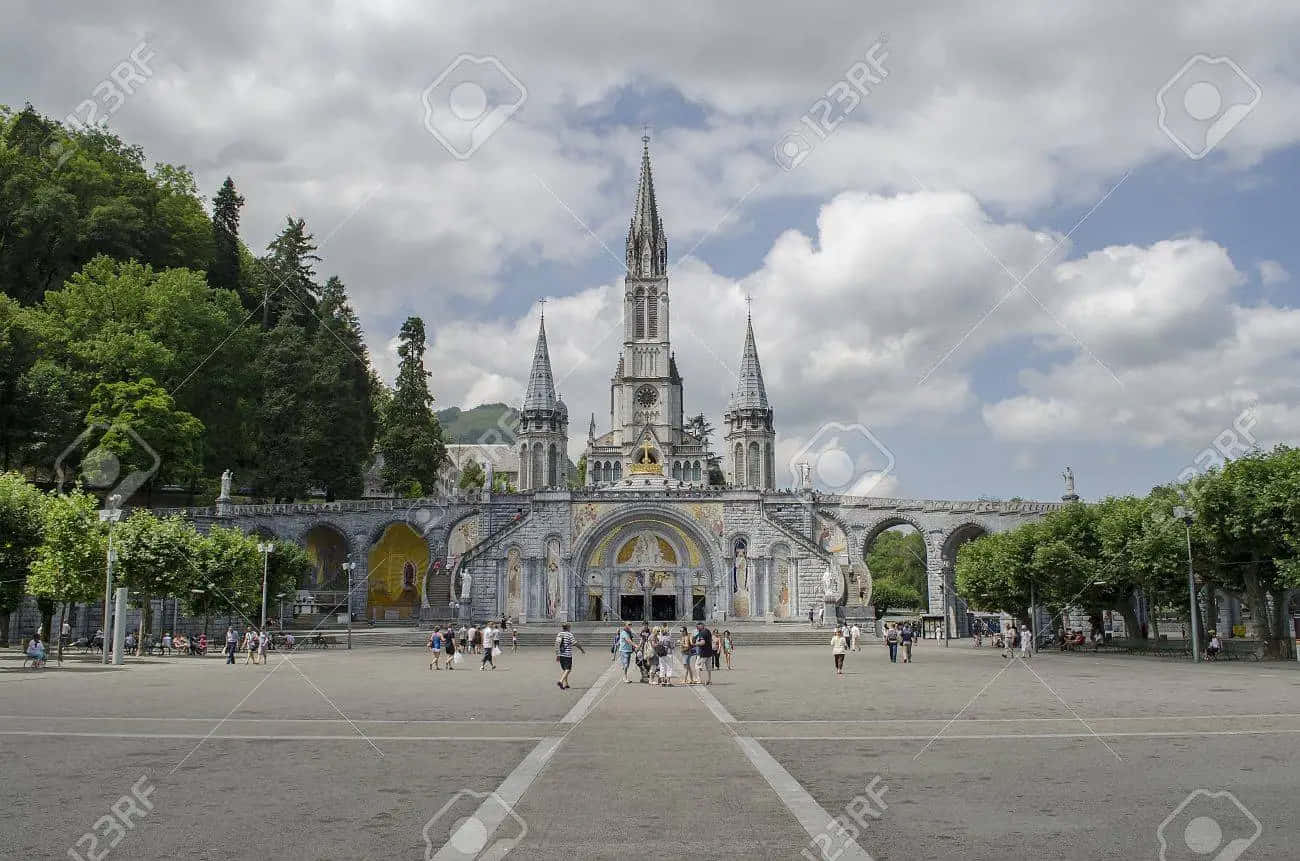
[635, 385, 658, 407]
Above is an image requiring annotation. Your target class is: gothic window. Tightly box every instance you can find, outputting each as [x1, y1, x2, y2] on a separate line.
[520, 444, 529, 488]
[531, 443, 544, 490]
[614, 461, 623, 481]
[641, 240, 651, 275]
[547, 444, 558, 487]
[764, 442, 775, 490]
[672, 461, 682, 480]
[734, 443, 744, 486]
[647, 289, 658, 339]
[748, 441, 760, 487]
[692, 460, 701, 483]
[635, 288, 646, 339]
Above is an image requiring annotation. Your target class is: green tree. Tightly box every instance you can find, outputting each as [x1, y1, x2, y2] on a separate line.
[378, 317, 446, 496]
[871, 577, 923, 619]
[113, 511, 199, 654]
[27, 488, 106, 660]
[261, 216, 320, 328]
[458, 459, 485, 490]
[0, 105, 214, 304]
[83, 377, 205, 500]
[0, 295, 39, 468]
[252, 319, 316, 501]
[209, 177, 248, 304]
[0, 471, 44, 645]
[865, 529, 927, 598]
[306, 276, 375, 499]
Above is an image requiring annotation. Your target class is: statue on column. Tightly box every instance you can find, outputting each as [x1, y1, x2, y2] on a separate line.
[219, 469, 233, 500]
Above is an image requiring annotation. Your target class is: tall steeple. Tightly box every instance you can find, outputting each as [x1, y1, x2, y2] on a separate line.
[517, 304, 568, 491]
[723, 302, 776, 490]
[523, 310, 557, 411]
[626, 132, 668, 278]
[733, 312, 769, 411]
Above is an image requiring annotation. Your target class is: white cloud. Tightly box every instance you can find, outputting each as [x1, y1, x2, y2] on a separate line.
[1258, 259, 1290, 285]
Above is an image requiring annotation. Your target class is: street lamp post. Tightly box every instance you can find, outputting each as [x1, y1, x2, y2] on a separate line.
[257, 542, 274, 629]
[341, 561, 358, 650]
[277, 592, 286, 629]
[1173, 506, 1201, 664]
[98, 504, 125, 665]
[939, 582, 950, 648]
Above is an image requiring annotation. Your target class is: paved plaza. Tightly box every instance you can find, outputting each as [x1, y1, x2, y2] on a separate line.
[2, 643, 1298, 859]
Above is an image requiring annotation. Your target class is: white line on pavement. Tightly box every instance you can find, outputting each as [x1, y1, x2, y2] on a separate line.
[735, 713, 1300, 724]
[689, 679, 737, 723]
[0, 731, 546, 741]
[755, 729, 1300, 741]
[0, 715, 559, 724]
[561, 662, 621, 723]
[734, 736, 872, 861]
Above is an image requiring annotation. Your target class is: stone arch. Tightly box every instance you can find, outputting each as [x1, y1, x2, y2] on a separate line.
[939, 522, 991, 570]
[367, 520, 429, 621]
[937, 522, 991, 636]
[298, 522, 353, 591]
[855, 513, 928, 614]
[433, 513, 481, 608]
[572, 503, 727, 622]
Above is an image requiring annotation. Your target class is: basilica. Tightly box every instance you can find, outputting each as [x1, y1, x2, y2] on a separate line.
[204, 139, 1064, 632]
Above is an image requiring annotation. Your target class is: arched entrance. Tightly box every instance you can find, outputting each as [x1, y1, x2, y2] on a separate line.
[938, 523, 990, 638]
[859, 516, 926, 616]
[574, 509, 723, 624]
[367, 522, 428, 621]
[303, 524, 349, 591]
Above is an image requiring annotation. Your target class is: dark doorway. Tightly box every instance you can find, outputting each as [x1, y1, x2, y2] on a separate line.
[692, 595, 706, 621]
[586, 595, 602, 621]
[620, 595, 645, 621]
[651, 595, 677, 621]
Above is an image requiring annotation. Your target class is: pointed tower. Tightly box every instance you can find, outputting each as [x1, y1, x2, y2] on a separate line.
[517, 308, 568, 490]
[724, 308, 775, 489]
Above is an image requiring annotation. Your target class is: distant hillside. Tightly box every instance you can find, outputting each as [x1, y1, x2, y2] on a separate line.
[438, 402, 519, 444]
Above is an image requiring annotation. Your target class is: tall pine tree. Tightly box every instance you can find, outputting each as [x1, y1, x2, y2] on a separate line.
[253, 318, 317, 500]
[261, 216, 320, 328]
[209, 177, 249, 306]
[378, 317, 445, 497]
[307, 276, 376, 499]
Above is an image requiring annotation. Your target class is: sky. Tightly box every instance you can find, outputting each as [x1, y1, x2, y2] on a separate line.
[5, 1, 1299, 502]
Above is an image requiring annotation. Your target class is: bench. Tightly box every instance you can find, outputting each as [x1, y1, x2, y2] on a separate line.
[1210, 641, 1265, 662]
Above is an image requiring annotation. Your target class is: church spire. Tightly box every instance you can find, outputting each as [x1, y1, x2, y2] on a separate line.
[626, 132, 668, 278]
[522, 310, 558, 411]
[733, 310, 769, 411]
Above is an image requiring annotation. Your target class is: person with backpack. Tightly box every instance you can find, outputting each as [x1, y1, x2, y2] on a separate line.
[884, 623, 900, 663]
[900, 623, 914, 663]
[693, 622, 714, 686]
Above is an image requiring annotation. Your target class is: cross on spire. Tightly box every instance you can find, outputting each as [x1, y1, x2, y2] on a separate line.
[538, 296, 547, 319]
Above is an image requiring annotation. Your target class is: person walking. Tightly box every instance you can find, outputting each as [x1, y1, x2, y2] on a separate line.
[468, 624, 478, 655]
[511, 626, 518, 654]
[831, 627, 848, 675]
[555, 623, 585, 690]
[900, 623, 914, 663]
[616, 623, 637, 682]
[850, 623, 862, 652]
[225, 627, 237, 665]
[721, 630, 734, 670]
[808, 607, 816, 628]
[693, 622, 713, 686]
[257, 629, 269, 664]
[679, 625, 696, 684]
[711, 627, 722, 670]
[884, 623, 900, 663]
[444, 626, 458, 670]
[816, 605, 825, 628]
[1002, 623, 1016, 659]
[480, 623, 496, 669]
[428, 628, 443, 670]
[1019, 623, 1032, 659]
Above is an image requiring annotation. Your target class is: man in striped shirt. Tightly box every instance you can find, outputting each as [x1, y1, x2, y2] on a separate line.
[555, 623, 586, 690]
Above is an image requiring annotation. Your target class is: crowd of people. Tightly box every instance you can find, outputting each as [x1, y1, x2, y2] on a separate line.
[426, 618, 516, 671]
[221, 627, 291, 664]
[606, 620, 733, 687]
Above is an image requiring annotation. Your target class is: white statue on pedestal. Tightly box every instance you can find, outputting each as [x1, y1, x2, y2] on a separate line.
[219, 469, 233, 499]
[821, 562, 841, 601]
[1062, 466, 1076, 496]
